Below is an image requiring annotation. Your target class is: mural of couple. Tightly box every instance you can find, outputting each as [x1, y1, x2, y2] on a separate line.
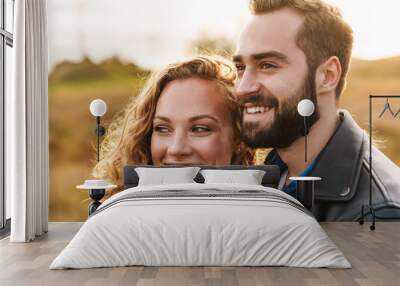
[49, 0, 400, 221]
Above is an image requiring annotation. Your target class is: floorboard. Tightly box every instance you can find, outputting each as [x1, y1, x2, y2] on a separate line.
[0, 222, 399, 286]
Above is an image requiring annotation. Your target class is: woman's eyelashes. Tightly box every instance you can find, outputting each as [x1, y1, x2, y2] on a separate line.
[191, 125, 212, 134]
[153, 124, 213, 135]
[153, 125, 170, 134]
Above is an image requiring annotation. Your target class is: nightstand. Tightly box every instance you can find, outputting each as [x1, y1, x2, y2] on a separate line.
[77, 180, 117, 216]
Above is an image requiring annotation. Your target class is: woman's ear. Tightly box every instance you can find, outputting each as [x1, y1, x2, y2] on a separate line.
[315, 56, 342, 95]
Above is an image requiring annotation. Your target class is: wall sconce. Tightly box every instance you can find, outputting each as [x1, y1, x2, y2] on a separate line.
[89, 99, 107, 162]
[77, 99, 116, 216]
[289, 99, 320, 213]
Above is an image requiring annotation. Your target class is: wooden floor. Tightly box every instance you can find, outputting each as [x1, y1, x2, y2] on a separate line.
[0, 222, 399, 286]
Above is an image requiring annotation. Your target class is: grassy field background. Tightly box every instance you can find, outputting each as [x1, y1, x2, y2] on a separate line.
[48, 55, 400, 221]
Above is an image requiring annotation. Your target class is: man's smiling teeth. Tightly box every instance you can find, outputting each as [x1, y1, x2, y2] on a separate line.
[245, 106, 272, 114]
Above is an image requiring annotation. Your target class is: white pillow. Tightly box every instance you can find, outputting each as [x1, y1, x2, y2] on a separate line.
[200, 169, 266, 185]
[135, 167, 200, 186]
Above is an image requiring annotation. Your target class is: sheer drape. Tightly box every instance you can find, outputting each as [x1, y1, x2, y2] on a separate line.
[7, 0, 49, 242]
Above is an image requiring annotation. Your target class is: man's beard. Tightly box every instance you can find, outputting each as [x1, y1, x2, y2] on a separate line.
[241, 74, 320, 149]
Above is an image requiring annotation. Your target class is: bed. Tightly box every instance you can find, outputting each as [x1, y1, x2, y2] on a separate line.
[50, 165, 350, 269]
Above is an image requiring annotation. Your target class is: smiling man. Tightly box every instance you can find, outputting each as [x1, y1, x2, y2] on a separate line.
[234, 0, 400, 221]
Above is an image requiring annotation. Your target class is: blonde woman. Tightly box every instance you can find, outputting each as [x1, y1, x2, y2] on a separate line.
[92, 55, 252, 196]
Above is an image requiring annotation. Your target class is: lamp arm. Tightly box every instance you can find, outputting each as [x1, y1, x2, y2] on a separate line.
[96, 116, 100, 162]
[304, 116, 308, 162]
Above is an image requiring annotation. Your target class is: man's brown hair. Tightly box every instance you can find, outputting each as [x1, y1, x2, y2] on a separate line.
[249, 0, 353, 98]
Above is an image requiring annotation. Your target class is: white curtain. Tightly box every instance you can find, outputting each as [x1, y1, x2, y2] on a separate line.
[7, 0, 49, 242]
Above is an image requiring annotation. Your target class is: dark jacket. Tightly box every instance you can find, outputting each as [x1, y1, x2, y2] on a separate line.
[265, 109, 400, 221]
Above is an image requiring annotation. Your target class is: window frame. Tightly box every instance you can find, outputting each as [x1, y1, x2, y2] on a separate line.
[0, 0, 14, 234]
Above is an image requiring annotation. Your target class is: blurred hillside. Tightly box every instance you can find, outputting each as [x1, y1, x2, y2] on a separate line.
[49, 56, 400, 221]
[49, 57, 150, 221]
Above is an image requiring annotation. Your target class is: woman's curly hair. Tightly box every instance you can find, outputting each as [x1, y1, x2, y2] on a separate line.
[92, 55, 253, 197]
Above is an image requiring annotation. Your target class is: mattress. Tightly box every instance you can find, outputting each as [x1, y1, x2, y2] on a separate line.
[50, 183, 351, 269]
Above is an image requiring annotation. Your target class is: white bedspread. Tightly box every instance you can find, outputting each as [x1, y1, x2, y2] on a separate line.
[50, 183, 351, 269]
